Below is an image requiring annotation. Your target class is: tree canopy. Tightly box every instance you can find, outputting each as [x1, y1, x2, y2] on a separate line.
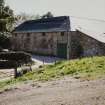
[0, 0, 15, 32]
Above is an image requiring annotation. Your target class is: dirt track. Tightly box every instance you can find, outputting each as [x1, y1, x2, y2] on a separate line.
[0, 76, 105, 105]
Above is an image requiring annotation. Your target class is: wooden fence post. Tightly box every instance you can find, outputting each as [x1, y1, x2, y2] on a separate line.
[14, 67, 17, 78]
[55, 60, 56, 65]
[30, 65, 32, 71]
[43, 59, 44, 65]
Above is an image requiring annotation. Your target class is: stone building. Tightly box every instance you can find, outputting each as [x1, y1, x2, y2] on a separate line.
[12, 16, 105, 59]
[74, 29, 105, 58]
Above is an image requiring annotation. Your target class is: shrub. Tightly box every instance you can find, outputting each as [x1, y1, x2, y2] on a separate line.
[0, 60, 17, 69]
[0, 51, 32, 65]
[0, 33, 11, 49]
[0, 51, 32, 70]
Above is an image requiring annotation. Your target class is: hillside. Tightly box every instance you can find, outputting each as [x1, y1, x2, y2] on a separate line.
[1, 56, 105, 90]
[23, 56, 105, 81]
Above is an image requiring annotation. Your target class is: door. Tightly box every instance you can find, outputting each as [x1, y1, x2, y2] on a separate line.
[57, 43, 67, 58]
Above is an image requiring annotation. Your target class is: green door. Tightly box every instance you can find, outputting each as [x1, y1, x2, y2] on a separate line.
[57, 43, 67, 58]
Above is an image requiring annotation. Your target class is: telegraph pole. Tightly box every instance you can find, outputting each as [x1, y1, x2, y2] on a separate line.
[67, 16, 71, 60]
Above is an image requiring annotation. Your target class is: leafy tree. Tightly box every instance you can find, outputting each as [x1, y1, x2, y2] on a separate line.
[0, 0, 4, 6]
[0, 0, 14, 49]
[0, 32, 11, 49]
[0, 0, 15, 32]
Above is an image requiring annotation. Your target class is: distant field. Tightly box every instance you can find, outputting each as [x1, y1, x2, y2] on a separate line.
[1, 56, 105, 90]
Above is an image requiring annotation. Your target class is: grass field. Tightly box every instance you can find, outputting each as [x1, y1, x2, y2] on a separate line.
[1, 56, 105, 90]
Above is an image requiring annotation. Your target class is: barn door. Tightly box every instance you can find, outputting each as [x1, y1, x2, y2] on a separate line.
[57, 43, 67, 58]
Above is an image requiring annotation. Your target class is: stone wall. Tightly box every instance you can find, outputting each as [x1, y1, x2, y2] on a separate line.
[69, 31, 80, 59]
[71, 31, 105, 58]
[12, 31, 105, 59]
[12, 32, 68, 56]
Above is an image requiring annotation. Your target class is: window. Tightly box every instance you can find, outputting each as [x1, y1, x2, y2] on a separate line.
[61, 32, 64, 36]
[21, 35, 24, 39]
[42, 32, 46, 36]
[27, 33, 30, 37]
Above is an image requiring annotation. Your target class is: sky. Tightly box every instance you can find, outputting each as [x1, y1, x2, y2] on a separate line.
[5, 0, 105, 32]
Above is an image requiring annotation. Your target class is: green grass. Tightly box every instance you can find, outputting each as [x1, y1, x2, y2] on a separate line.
[1, 56, 105, 90]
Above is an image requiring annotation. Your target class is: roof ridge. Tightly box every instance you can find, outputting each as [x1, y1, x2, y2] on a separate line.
[24, 16, 69, 23]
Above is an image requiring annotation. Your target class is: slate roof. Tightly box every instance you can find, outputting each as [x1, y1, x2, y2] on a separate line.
[77, 28, 105, 43]
[13, 16, 70, 33]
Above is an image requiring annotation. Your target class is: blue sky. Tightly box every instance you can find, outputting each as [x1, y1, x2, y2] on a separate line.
[6, 0, 105, 32]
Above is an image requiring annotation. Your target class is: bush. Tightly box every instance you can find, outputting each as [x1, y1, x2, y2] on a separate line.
[0, 52, 32, 68]
[0, 47, 3, 52]
[0, 51, 32, 66]
[0, 33, 11, 49]
[0, 60, 17, 69]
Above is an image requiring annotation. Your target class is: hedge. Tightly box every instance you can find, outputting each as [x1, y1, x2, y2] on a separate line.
[0, 51, 32, 78]
[0, 51, 32, 65]
[0, 60, 17, 69]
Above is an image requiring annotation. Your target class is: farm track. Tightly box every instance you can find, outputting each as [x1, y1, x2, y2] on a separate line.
[0, 76, 105, 105]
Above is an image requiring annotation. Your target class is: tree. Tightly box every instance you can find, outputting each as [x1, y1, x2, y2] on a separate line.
[42, 12, 53, 19]
[0, 32, 11, 49]
[0, 0, 4, 6]
[0, 0, 15, 32]
[0, 0, 14, 49]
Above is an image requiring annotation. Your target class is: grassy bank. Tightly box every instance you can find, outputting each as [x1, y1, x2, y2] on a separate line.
[1, 56, 105, 89]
